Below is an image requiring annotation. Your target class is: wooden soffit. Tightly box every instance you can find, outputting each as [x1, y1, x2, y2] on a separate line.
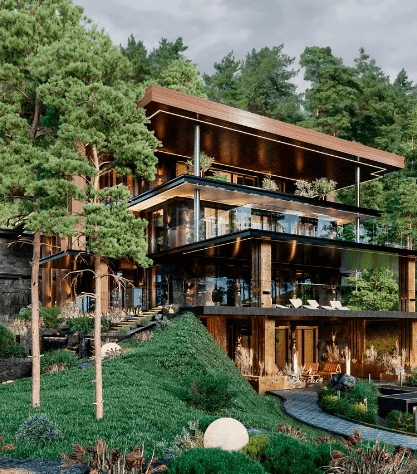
[138, 85, 404, 189]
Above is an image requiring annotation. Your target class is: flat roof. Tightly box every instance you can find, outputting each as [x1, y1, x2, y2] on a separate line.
[138, 85, 404, 188]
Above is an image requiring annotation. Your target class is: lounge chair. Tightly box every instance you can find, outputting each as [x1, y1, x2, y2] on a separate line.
[305, 299, 320, 309]
[274, 304, 288, 309]
[289, 298, 318, 309]
[289, 298, 303, 308]
[329, 300, 349, 310]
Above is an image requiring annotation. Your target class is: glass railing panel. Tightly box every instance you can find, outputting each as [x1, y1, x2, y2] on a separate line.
[161, 203, 412, 250]
[152, 279, 355, 309]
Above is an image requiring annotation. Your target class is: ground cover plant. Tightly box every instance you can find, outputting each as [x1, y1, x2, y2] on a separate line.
[40, 349, 79, 374]
[0, 322, 29, 358]
[167, 447, 268, 473]
[319, 379, 380, 424]
[0, 313, 333, 461]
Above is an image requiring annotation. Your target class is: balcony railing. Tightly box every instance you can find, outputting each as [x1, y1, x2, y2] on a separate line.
[157, 204, 412, 251]
[152, 278, 352, 308]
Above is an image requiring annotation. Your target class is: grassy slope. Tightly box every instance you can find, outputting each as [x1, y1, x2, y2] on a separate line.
[0, 313, 333, 459]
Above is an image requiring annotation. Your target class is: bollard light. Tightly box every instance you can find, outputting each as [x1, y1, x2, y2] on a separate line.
[414, 406, 417, 433]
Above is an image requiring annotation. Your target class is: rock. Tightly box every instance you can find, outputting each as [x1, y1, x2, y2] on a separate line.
[78, 361, 92, 370]
[203, 417, 249, 451]
[328, 373, 356, 392]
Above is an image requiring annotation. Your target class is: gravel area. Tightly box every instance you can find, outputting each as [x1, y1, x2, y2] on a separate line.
[0, 458, 89, 474]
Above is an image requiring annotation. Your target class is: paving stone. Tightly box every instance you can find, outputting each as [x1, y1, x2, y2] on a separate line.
[270, 387, 417, 450]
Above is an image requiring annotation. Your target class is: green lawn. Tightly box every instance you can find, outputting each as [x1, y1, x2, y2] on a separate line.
[0, 313, 334, 460]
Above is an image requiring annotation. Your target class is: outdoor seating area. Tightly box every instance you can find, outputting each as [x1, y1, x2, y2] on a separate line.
[289, 298, 350, 310]
[300, 362, 342, 383]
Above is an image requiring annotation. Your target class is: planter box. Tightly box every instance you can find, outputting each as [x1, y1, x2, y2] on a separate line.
[380, 374, 400, 382]
[244, 375, 306, 393]
[379, 392, 417, 417]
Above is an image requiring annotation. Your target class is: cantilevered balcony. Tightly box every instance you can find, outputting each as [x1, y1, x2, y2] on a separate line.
[129, 175, 413, 252]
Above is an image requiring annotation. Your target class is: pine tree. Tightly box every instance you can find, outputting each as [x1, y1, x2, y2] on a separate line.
[120, 35, 205, 96]
[203, 45, 301, 122]
[28, 24, 159, 418]
[0, 0, 84, 409]
[1, 2, 160, 418]
[347, 268, 398, 311]
[203, 51, 242, 106]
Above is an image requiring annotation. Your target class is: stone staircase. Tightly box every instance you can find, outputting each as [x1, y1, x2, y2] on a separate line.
[105, 306, 164, 334]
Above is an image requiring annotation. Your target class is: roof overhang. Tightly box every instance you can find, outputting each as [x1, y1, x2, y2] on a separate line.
[138, 85, 405, 189]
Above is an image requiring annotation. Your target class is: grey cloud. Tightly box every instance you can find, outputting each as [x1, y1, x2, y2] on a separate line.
[74, 0, 417, 92]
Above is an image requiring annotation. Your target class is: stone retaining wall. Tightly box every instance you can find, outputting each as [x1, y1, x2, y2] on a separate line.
[0, 358, 31, 382]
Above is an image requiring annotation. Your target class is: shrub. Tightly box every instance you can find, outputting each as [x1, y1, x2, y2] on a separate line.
[15, 414, 63, 444]
[41, 349, 79, 373]
[197, 416, 220, 433]
[61, 439, 166, 473]
[16, 308, 31, 320]
[325, 442, 417, 473]
[0, 343, 29, 359]
[386, 410, 414, 433]
[241, 434, 270, 462]
[15, 307, 63, 328]
[319, 379, 379, 424]
[262, 433, 337, 474]
[136, 330, 153, 344]
[66, 316, 110, 333]
[208, 171, 229, 182]
[263, 433, 315, 474]
[157, 421, 204, 460]
[40, 307, 63, 329]
[177, 370, 238, 413]
[0, 322, 16, 348]
[407, 367, 417, 386]
[167, 447, 267, 474]
[262, 176, 278, 191]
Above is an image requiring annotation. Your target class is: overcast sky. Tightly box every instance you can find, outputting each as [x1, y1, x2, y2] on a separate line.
[74, 0, 417, 93]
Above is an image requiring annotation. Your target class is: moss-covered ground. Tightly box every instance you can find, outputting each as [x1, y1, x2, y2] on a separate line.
[0, 313, 336, 459]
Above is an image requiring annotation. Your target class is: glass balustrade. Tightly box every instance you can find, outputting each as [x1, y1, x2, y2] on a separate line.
[160, 204, 412, 251]
[153, 279, 352, 308]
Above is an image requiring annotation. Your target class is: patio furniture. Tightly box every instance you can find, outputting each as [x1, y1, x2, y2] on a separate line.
[329, 300, 349, 310]
[305, 299, 320, 309]
[302, 362, 320, 383]
[274, 304, 288, 308]
[318, 362, 342, 379]
[289, 298, 320, 309]
[289, 298, 303, 308]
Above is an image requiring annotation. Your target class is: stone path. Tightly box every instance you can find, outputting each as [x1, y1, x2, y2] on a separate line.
[270, 387, 417, 450]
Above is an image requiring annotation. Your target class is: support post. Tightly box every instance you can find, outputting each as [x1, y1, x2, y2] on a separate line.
[194, 124, 200, 242]
[355, 164, 360, 243]
[251, 239, 272, 307]
[399, 256, 416, 312]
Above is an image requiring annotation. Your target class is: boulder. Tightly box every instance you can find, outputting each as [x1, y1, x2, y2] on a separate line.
[100, 342, 122, 358]
[203, 417, 249, 451]
[328, 373, 356, 392]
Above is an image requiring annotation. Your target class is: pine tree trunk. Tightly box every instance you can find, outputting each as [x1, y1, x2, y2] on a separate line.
[94, 252, 103, 419]
[31, 230, 41, 408]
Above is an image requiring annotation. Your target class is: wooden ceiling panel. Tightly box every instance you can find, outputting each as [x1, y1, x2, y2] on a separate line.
[140, 85, 404, 189]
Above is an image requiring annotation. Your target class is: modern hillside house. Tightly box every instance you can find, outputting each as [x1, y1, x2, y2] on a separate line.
[40, 85, 417, 387]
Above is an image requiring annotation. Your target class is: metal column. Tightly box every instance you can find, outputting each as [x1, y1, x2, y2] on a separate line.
[194, 124, 200, 242]
[355, 164, 360, 243]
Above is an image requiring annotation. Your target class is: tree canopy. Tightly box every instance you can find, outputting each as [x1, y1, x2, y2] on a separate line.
[204, 45, 302, 122]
